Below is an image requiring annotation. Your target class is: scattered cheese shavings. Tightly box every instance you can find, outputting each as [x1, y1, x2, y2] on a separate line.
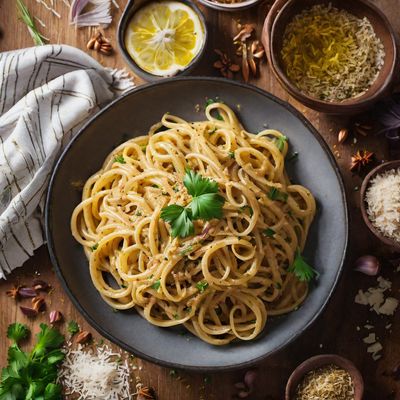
[363, 333, 376, 344]
[379, 297, 399, 316]
[367, 342, 383, 354]
[354, 276, 398, 315]
[58, 344, 132, 400]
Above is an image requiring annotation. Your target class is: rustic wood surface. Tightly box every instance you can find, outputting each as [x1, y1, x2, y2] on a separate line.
[1, 0, 400, 399]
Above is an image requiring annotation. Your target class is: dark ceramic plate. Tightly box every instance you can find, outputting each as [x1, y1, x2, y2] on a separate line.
[45, 77, 348, 371]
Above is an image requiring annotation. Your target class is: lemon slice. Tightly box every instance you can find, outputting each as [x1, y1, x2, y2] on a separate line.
[125, 1, 205, 77]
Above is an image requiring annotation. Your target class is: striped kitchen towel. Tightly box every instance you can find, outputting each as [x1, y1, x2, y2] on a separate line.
[0, 44, 134, 278]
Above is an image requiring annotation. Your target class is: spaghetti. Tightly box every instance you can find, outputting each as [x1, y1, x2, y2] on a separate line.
[71, 102, 316, 345]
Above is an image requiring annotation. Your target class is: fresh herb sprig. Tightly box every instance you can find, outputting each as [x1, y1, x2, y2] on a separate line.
[0, 323, 64, 399]
[289, 251, 317, 282]
[160, 169, 225, 238]
[16, 0, 48, 46]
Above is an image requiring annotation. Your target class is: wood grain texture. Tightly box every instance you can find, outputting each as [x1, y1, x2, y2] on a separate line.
[0, 0, 399, 399]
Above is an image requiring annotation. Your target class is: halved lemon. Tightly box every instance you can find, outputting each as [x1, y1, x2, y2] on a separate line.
[125, 1, 205, 77]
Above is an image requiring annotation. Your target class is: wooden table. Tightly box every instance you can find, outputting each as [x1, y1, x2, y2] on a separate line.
[1, 1, 399, 399]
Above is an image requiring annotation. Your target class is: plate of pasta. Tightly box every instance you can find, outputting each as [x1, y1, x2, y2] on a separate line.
[45, 77, 348, 370]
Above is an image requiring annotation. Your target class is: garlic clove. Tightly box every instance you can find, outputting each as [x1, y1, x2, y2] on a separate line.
[354, 255, 381, 276]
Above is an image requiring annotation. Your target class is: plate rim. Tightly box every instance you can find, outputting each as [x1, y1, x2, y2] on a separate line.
[45, 76, 348, 371]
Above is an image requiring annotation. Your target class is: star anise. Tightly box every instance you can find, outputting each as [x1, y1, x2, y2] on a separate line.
[350, 150, 374, 172]
[213, 49, 240, 79]
[6, 286, 20, 299]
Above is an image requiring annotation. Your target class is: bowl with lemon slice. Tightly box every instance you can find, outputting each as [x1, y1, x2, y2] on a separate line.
[118, 0, 207, 80]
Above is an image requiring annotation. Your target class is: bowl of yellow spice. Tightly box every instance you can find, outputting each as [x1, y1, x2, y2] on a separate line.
[263, 0, 398, 113]
[285, 354, 364, 400]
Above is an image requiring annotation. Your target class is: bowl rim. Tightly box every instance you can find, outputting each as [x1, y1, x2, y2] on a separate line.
[117, 0, 208, 81]
[44, 77, 349, 372]
[197, 0, 261, 11]
[360, 160, 400, 250]
[269, 0, 398, 111]
[285, 354, 364, 400]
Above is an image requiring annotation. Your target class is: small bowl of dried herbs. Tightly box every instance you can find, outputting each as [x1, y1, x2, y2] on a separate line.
[285, 354, 364, 400]
[263, 0, 398, 113]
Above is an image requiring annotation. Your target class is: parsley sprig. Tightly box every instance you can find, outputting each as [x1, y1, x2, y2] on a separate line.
[161, 170, 225, 238]
[289, 251, 317, 282]
[0, 323, 64, 399]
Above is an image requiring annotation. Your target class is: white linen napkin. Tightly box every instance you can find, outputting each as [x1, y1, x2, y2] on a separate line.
[0, 44, 134, 278]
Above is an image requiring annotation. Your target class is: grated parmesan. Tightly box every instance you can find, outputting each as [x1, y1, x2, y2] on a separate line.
[365, 168, 400, 244]
[295, 364, 354, 400]
[58, 344, 132, 400]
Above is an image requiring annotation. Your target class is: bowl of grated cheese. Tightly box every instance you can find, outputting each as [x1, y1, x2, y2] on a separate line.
[361, 160, 400, 251]
[263, 0, 398, 114]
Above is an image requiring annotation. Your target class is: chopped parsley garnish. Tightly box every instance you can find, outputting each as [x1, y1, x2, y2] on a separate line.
[196, 281, 209, 293]
[184, 306, 192, 313]
[121, 284, 127, 288]
[205, 98, 223, 120]
[91, 243, 98, 251]
[160, 169, 225, 238]
[228, 151, 235, 159]
[268, 187, 288, 202]
[141, 145, 147, 151]
[151, 279, 161, 290]
[263, 228, 276, 237]
[274, 282, 282, 289]
[1, 323, 64, 399]
[240, 205, 253, 216]
[67, 320, 79, 335]
[173, 313, 179, 320]
[114, 155, 126, 164]
[274, 135, 287, 152]
[289, 251, 317, 282]
[169, 369, 178, 377]
[287, 151, 299, 161]
[179, 245, 193, 256]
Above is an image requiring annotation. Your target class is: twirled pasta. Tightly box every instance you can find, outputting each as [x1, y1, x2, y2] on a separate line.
[71, 103, 316, 345]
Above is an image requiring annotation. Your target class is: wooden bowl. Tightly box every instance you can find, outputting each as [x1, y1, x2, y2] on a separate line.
[360, 160, 400, 251]
[262, 0, 398, 114]
[285, 354, 364, 400]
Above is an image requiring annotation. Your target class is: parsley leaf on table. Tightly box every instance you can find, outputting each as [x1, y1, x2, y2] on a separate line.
[67, 320, 79, 335]
[289, 251, 317, 282]
[0, 323, 64, 400]
[7, 323, 29, 343]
